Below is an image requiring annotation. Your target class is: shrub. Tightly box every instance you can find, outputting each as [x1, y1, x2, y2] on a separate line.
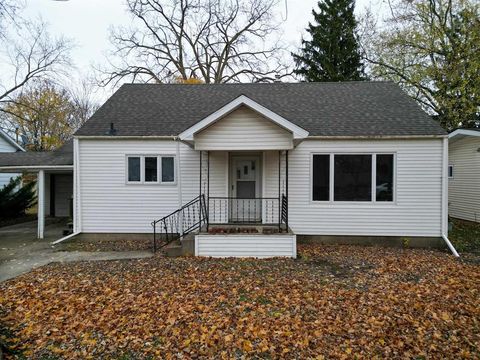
[0, 176, 37, 219]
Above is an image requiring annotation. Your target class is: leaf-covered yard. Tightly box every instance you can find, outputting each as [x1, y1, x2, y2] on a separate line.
[1, 245, 479, 359]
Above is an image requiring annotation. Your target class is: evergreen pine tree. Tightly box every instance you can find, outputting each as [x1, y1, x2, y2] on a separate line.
[0, 177, 37, 218]
[293, 0, 365, 82]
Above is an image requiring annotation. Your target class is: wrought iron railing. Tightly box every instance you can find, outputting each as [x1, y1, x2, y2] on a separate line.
[281, 194, 288, 231]
[208, 197, 280, 226]
[151, 195, 207, 252]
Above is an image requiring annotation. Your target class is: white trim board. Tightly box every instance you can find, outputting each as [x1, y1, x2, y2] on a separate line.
[178, 95, 309, 141]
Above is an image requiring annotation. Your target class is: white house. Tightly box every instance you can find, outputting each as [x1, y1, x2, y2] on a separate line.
[0, 129, 24, 188]
[0, 82, 459, 257]
[448, 128, 480, 223]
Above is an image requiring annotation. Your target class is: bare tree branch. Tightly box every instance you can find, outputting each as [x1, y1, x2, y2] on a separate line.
[97, 0, 290, 85]
[0, 20, 73, 109]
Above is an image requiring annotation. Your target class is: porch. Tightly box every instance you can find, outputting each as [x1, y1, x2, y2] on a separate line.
[152, 148, 292, 255]
[199, 150, 290, 231]
[152, 99, 309, 257]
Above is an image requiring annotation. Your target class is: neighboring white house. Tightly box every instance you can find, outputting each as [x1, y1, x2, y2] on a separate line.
[0, 82, 459, 257]
[0, 129, 24, 188]
[448, 128, 480, 223]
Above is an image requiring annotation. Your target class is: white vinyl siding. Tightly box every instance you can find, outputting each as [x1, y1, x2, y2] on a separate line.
[448, 137, 480, 222]
[0, 134, 21, 188]
[194, 106, 293, 150]
[195, 233, 296, 258]
[77, 138, 444, 237]
[78, 139, 197, 233]
[287, 139, 443, 237]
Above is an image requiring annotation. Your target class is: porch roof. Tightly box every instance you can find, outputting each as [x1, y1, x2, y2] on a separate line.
[0, 140, 73, 172]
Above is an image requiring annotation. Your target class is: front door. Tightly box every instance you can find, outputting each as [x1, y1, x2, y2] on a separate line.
[230, 155, 261, 222]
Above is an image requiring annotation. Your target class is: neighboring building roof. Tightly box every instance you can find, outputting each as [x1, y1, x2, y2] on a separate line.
[75, 81, 446, 138]
[449, 128, 480, 143]
[0, 129, 25, 152]
[0, 140, 73, 169]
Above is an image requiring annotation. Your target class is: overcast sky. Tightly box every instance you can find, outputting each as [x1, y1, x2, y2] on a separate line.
[21, 0, 386, 99]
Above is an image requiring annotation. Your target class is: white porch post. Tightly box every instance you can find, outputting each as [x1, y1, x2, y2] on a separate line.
[37, 170, 45, 239]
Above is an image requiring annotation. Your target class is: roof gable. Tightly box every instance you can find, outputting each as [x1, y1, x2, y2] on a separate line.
[179, 95, 309, 141]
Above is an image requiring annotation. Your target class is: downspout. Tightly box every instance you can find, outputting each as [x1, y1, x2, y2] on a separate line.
[441, 137, 459, 257]
[175, 137, 184, 237]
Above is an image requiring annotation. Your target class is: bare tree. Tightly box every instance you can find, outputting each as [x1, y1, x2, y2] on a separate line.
[67, 79, 99, 132]
[0, 0, 23, 33]
[98, 0, 289, 85]
[359, 0, 480, 129]
[0, 20, 73, 117]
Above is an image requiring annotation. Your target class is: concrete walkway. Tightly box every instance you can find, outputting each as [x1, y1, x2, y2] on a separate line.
[0, 220, 152, 282]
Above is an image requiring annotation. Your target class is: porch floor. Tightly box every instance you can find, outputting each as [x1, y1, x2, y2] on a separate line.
[201, 224, 292, 235]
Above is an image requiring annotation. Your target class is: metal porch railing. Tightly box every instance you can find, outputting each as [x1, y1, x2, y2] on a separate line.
[208, 196, 288, 231]
[151, 195, 207, 252]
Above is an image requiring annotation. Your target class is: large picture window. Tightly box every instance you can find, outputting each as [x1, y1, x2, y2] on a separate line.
[334, 155, 372, 201]
[312, 153, 394, 202]
[127, 155, 175, 184]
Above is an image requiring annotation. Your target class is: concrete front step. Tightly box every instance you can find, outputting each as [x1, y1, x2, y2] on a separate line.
[164, 235, 195, 257]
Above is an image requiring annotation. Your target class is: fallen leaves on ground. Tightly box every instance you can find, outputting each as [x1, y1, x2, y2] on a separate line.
[55, 237, 152, 252]
[1, 245, 479, 359]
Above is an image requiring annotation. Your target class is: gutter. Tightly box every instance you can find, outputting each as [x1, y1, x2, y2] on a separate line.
[75, 135, 176, 140]
[305, 135, 448, 140]
[0, 165, 73, 171]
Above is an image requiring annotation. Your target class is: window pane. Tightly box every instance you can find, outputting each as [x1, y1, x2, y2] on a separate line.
[128, 157, 140, 182]
[312, 155, 330, 201]
[145, 157, 158, 182]
[376, 154, 394, 201]
[334, 155, 372, 201]
[162, 157, 175, 182]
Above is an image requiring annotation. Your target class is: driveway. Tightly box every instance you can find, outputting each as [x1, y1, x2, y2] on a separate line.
[0, 219, 152, 282]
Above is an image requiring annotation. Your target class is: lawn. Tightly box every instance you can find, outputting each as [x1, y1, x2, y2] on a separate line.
[449, 218, 480, 254]
[1, 245, 479, 359]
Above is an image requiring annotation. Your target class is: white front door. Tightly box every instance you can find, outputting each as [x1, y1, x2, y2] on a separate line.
[230, 155, 261, 222]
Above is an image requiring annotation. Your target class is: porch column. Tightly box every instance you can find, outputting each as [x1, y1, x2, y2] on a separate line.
[37, 170, 45, 239]
[285, 150, 289, 230]
[206, 151, 210, 231]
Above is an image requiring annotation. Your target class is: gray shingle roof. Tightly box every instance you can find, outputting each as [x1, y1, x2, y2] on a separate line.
[0, 140, 73, 168]
[75, 81, 446, 137]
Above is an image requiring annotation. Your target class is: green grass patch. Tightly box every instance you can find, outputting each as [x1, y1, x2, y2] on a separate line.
[449, 218, 480, 254]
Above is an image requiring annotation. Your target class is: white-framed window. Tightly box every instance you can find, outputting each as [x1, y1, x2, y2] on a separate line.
[311, 153, 395, 203]
[126, 155, 175, 184]
[448, 164, 454, 179]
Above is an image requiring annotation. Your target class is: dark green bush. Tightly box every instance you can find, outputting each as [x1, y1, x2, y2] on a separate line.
[0, 176, 37, 219]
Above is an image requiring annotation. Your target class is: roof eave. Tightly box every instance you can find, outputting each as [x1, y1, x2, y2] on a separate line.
[448, 129, 480, 139]
[0, 165, 73, 172]
[306, 134, 448, 139]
